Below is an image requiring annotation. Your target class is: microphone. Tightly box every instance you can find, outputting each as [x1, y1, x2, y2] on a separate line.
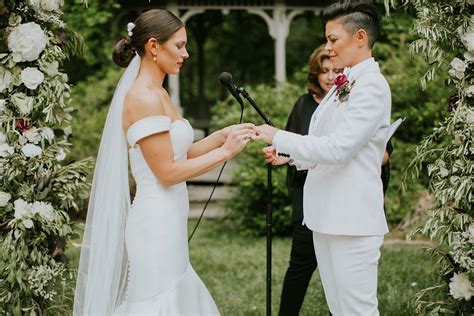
[218, 72, 244, 106]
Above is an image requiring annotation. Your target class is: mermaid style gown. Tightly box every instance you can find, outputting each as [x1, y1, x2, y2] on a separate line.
[114, 116, 220, 315]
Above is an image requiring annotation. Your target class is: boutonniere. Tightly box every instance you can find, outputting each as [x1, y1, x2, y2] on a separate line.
[334, 74, 355, 103]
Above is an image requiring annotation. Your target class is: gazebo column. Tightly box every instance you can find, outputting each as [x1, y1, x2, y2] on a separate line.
[166, 2, 204, 114]
[247, 3, 302, 83]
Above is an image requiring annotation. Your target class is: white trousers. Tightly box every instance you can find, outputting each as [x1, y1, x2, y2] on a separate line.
[312, 232, 384, 316]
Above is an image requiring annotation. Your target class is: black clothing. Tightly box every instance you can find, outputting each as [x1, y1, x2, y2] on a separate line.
[279, 94, 320, 316]
[381, 139, 393, 195]
[279, 223, 317, 316]
[284, 94, 319, 224]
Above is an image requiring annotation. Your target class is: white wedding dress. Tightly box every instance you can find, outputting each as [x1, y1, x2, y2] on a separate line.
[114, 115, 220, 315]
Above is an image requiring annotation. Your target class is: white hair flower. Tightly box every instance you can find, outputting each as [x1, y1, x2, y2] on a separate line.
[127, 22, 136, 37]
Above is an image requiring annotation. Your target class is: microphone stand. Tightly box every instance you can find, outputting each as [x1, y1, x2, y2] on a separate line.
[237, 86, 274, 316]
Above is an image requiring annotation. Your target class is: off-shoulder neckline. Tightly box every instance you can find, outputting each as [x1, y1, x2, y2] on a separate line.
[126, 115, 187, 137]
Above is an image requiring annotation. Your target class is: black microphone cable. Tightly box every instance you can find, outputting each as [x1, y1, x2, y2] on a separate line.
[188, 95, 244, 242]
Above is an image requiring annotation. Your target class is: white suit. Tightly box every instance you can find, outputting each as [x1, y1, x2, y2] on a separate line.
[272, 57, 391, 315]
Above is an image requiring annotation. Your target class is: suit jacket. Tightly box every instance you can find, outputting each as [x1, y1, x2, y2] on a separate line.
[273, 58, 390, 236]
[285, 93, 320, 224]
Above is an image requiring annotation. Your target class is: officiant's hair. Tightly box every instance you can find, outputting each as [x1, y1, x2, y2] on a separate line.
[113, 9, 184, 68]
[322, 0, 381, 48]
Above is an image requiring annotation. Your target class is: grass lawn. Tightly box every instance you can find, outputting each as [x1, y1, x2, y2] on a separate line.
[66, 220, 439, 315]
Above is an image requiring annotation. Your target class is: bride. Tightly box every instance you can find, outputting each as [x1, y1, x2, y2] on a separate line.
[73, 9, 255, 315]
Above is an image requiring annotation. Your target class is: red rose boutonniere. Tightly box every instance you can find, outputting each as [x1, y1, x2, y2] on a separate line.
[334, 74, 355, 103]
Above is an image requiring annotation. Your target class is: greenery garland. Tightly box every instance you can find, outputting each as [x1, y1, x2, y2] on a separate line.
[0, 0, 92, 314]
[388, 0, 473, 313]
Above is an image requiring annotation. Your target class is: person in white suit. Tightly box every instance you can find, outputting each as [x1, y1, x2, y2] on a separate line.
[254, 1, 390, 314]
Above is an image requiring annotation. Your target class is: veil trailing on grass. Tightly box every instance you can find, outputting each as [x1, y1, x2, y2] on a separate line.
[73, 55, 140, 315]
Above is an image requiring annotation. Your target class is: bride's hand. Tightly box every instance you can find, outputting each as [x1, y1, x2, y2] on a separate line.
[219, 123, 255, 143]
[221, 126, 256, 159]
[262, 146, 289, 165]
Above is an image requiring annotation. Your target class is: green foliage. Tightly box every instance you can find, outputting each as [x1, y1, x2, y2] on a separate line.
[68, 67, 122, 161]
[386, 0, 473, 313]
[211, 82, 304, 236]
[0, 1, 92, 313]
[62, 0, 120, 82]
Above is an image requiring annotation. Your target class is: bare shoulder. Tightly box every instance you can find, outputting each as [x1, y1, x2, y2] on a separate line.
[123, 86, 166, 126]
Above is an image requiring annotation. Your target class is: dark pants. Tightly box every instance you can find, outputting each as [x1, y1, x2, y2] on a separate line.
[279, 223, 317, 316]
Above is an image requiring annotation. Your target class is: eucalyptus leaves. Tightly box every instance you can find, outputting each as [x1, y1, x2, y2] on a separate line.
[0, 0, 91, 313]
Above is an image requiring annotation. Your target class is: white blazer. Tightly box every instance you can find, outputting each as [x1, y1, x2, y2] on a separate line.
[273, 58, 390, 236]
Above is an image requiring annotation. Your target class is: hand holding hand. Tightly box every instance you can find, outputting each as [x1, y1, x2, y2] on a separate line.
[219, 123, 255, 143]
[221, 124, 256, 159]
[262, 146, 290, 165]
[253, 124, 280, 144]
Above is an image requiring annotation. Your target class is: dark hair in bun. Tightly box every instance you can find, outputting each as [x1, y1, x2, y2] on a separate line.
[112, 9, 184, 68]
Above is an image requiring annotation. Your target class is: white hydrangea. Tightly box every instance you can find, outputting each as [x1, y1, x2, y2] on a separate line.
[448, 58, 466, 80]
[31, 201, 54, 222]
[14, 199, 32, 219]
[0, 144, 14, 157]
[457, 19, 474, 52]
[21, 67, 44, 90]
[24, 128, 41, 144]
[11, 93, 33, 116]
[0, 66, 12, 93]
[30, 0, 64, 12]
[56, 148, 66, 161]
[22, 143, 42, 157]
[40, 127, 55, 142]
[7, 22, 48, 62]
[449, 273, 474, 301]
[41, 60, 59, 77]
[466, 85, 474, 98]
[0, 192, 12, 207]
[22, 219, 34, 229]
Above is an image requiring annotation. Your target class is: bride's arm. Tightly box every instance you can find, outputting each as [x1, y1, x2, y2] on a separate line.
[125, 93, 253, 187]
[187, 124, 254, 159]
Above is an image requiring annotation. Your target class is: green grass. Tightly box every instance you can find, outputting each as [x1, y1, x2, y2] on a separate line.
[65, 220, 440, 315]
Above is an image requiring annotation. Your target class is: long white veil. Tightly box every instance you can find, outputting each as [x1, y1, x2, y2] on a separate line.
[73, 55, 141, 315]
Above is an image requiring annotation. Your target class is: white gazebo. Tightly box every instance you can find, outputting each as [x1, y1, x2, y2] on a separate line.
[118, 0, 333, 112]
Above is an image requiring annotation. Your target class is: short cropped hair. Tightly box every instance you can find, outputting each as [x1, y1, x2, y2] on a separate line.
[322, 0, 381, 48]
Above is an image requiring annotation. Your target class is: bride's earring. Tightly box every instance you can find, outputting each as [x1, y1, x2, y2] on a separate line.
[153, 54, 157, 62]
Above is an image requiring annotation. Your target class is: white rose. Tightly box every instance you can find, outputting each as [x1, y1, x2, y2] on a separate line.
[40, 0, 64, 12]
[0, 99, 6, 112]
[14, 199, 31, 219]
[42, 61, 59, 77]
[22, 219, 34, 229]
[0, 144, 14, 157]
[40, 127, 55, 142]
[24, 128, 41, 144]
[31, 201, 55, 221]
[7, 22, 48, 62]
[56, 148, 66, 161]
[0, 66, 12, 93]
[21, 67, 44, 90]
[449, 273, 474, 300]
[0, 192, 12, 207]
[21, 143, 42, 157]
[466, 85, 474, 97]
[11, 93, 33, 116]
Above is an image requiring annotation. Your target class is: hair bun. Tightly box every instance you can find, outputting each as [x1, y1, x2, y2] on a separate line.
[112, 37, 135, 68]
